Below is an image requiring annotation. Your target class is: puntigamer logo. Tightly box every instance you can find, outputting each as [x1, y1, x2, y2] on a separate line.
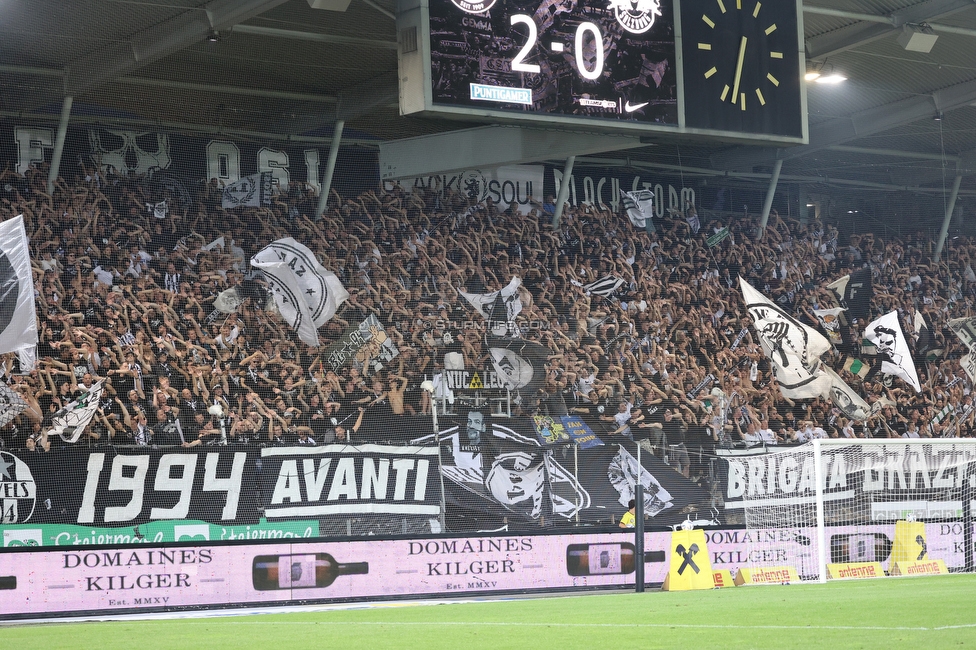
[0, 451, 36, 524]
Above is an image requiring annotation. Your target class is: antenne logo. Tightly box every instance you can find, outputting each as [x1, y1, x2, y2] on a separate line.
[0, 452, 36, 524]
[448, 0, 497, 14]
[607, 0, 662, 34]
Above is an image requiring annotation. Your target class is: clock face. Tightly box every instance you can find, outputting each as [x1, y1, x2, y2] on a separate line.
[680, 0, 803, 138]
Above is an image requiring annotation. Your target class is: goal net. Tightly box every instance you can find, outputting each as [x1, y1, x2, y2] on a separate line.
[726, 439, 976, 582]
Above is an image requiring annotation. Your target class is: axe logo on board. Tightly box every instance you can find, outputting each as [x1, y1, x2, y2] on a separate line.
[0, 452, 36, 523]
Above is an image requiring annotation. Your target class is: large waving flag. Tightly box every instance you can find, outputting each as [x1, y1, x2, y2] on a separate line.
[0, 216, 37, 368]
[50, 382, 104, 443]
[819, 364, 874, 421]
[583, 275, 626, 298]
[251, 238, 348, 347]
[813, 306, 845, 345]
[864, 311, 921, 392]
[826, 268, 873, 320]
[740, 277, 831, 399]
[460, 277, 523, 321]
[487, 335, 550, 396]
[623, 190, 655, 228]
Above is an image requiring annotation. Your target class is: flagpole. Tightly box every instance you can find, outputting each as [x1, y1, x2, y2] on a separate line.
[634, 440, 645, 593]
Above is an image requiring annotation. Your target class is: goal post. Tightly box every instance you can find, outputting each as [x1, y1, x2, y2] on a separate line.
[725, 438, 976, 583]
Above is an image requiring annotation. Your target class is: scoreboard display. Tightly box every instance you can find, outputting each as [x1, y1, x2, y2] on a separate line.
[428, 0, 678, 126]
[398, 0, 807, 144]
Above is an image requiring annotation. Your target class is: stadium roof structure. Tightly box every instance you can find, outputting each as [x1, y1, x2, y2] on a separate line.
[5, 0, 976, 198]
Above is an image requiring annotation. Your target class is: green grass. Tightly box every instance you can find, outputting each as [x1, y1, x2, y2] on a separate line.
[3, 575, 975, 649]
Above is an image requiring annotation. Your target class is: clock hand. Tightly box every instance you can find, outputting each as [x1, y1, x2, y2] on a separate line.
[730, 36, 748, 104]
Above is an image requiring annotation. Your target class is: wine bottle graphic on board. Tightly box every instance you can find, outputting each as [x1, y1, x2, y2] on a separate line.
[252, 553, 369, 590]
[566, 543, 665, 576]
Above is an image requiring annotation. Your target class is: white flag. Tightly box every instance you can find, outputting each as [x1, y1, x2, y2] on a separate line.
[50, 381, 104, 443]
[202, 236, 225, 252]
[459, 277, 523, 321]
[583, 275, 626, 298]
[819, 363, 873, 421]
[962, 349, 976, 384]
[813, 307, 846, 345]
[222, 173, 272, 209]
[623, 190, 655, 228]
[740, 277, 831, 399]
[0, 216, 37, 357]
[864, 311, 921, 392]
[251, 239, 348, 347]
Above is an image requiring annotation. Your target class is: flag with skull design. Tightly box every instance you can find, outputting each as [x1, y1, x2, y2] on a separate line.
[864, 311, 921, 392]
[740, 277, 831, 399]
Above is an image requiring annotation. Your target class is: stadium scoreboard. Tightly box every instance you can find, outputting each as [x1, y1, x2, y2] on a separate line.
[398, 0, 807, 144]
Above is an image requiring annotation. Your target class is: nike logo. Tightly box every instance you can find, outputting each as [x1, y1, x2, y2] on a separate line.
[624, 101, 649, 113]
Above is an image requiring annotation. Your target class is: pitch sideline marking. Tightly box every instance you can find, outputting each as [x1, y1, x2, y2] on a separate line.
[160, 621, 955, 632]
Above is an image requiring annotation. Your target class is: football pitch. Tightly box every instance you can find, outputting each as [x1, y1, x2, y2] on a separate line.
[2, 575, 974, 649]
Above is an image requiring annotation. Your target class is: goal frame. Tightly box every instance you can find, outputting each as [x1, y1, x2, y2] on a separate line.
[810, 438, 976, 583]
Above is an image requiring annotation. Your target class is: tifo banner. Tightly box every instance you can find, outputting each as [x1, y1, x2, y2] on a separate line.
[382, 165, 544, 215]
[719, 443, 976, 522]
[416, 418, 710, 526]
[0, 448, 258, 526]
[258, 444, 442, 520]
[7, 124, 378, 199]
[548, 165, 696, 214]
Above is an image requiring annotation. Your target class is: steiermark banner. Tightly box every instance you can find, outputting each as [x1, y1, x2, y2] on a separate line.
[1, 519, 319, 548]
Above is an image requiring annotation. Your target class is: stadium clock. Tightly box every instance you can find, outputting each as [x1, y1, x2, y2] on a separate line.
[679, 0, 804, 138]
[424, 0, 679, 125]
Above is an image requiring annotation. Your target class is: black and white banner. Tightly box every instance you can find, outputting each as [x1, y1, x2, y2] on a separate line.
[826, 268, 873, 321]
[259, 445, 441, 519]
[383, 165, 544, 215]
[418, 417, 711, 526]
[583, 275, 626, 298]
[0, 448, 255, 526]
[721, 442, 976, 523]
[623, 190, 655, 228]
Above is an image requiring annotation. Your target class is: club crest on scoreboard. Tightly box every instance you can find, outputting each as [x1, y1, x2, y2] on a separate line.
[448, 0, 496, 15]
[608, 0, 663, 34]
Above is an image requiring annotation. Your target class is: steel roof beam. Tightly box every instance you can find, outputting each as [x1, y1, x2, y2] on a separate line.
[710, 77, 976, 171]
[63, 0, 290, 97]
[804, 0, 976, 59]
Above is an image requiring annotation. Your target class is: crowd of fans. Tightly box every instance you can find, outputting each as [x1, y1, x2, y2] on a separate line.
[2, 162, 975, 488]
